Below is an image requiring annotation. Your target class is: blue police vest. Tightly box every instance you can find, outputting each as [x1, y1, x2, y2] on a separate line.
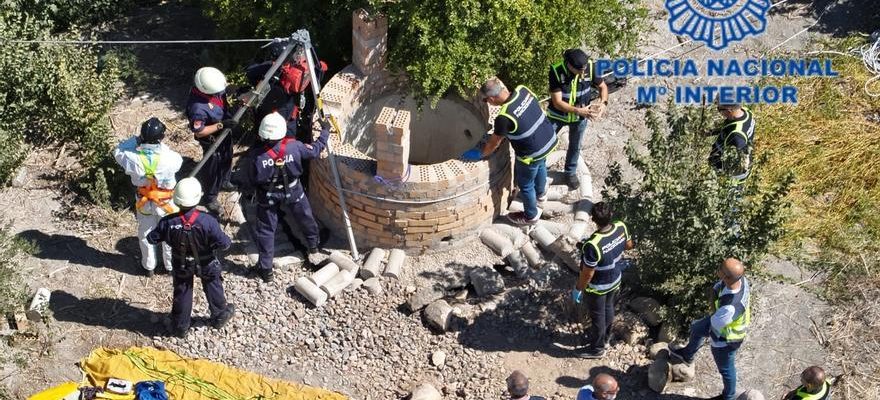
[496, 86, 558, 165]
[580, 221, 629, 294]
[547, 60, 594, 123]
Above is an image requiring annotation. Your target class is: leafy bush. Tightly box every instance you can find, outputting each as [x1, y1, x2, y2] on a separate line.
[0, 222, 31, 316]
[202, 0, 647, 99]
[0, 10, 125, 206]
[603, 105, 793, 323]
[8, 0, 134, 30]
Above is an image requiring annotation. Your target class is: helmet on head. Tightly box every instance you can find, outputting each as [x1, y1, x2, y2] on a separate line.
[139, 117, 166, 144]
[173, 177, 203, 208]
[193, 67, 227, 94]
[259, 112, 287, 141]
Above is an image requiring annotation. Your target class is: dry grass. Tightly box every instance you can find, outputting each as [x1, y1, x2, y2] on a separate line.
[823, 276, 880, 399]
[756, 37, 880, 263]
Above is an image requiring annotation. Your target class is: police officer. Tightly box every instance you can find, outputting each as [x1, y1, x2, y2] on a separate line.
[571, 202, 634, 359]
[186, 66, 238, 214]
[783, 366, 832, 400]
[463, 78, 558, 226]
[576, 373, 620, 400]
[669, 258, 751, 400]
[147, 178, 235, 338]
[113, 117, 183, 277]
[547, 48, 608, 190]
[708, 103, 756, 183]
[248, 112, 329, 283]
[505, 370, 546, 400]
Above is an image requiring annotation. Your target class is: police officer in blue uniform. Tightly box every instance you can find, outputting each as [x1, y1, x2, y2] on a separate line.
[147, 177, 235, 338]
[463, 78, 558, 226]
[247, 112, 329, 283]
[186, 67, 238, 214]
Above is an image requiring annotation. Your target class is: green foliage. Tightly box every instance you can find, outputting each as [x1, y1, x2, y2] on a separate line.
[0, 222, 30, 316]
[603, 105, 793, 323]
[8, 0, 134, 30]
[378, 0, 647, 99]
[202, 0, 646, 99]
[0, 10, 125, 205]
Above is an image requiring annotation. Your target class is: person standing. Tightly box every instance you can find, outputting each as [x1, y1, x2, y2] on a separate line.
[506, 370, 546, 400]
[782, 366, 832, 400]
[571, 202, 634, 359]
[147, 178, 235, 338]
[113, 117, 182, 277]
[707, 103, 756, 184]
[186, 66, 238, 214]
[248, 112, 329, 282]
[547, 48, 608, 190]
[463, 78, 558, 226]
[576, 373, 620, 400]
[669, 258, 752, 400]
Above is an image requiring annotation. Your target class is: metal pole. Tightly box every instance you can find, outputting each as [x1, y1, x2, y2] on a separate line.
[295, 30, 361, 261]
[187, 36, 299, 179]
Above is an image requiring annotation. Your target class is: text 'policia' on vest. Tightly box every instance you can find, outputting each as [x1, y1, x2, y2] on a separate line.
[497, 86, 559, 165]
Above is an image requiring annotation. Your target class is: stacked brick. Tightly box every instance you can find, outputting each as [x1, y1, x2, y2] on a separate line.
[352, 9, 387, 75]
[374, 107, 411, 181]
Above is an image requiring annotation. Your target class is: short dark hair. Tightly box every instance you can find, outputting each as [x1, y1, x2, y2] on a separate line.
[590, 202, 613, 227]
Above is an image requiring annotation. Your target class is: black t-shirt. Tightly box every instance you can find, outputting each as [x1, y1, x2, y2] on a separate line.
[493, 115, 514, 138]
[549, 62, 603, 93]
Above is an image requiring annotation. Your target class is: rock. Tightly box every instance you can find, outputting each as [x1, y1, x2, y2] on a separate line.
[612, 311, 649, 345]
[629, 297, 663, 327]
[505, 251, 529, 278]
[431, 350, 446, 367]
[469, 267, 504, 297]
[410, 383, 442, 400]
[273, 254, 303, 270]
[671, 362, 695, 382]
[362, 248, 386, 279]
[407, 286, 444, 312]
[657, 323, 677, 343]
[647, 357, 671, 393]
[737, 389, 766, 400]
[11, 167, 28, 188]
[480, 228, 514, 257]
[384, 249, 406, 278]
[424, 300, 453, 331]
[363, 277, 382, 295]
[648, 342, 669, 359]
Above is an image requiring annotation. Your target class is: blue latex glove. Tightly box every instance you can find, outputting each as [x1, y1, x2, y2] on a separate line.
[571, 288, 583, 304]
[461, 148, 482, 161]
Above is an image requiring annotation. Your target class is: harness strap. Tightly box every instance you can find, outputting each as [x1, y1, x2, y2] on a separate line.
[136, 179, 175, 214]
[265, 138, 293, 201]
[178, 210, 206, 275]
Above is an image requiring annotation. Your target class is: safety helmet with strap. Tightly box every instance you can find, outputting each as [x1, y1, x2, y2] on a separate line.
[173, 177, 203, 208]
[139, 117, 166, 144]
[259, 112, 287, 141]
[194, 67, 227, 95]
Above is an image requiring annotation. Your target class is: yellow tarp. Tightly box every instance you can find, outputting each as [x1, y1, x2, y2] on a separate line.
[80, 347, 347, 400]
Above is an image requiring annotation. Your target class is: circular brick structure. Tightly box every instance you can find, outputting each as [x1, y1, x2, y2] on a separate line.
[309, 11, 512, 254]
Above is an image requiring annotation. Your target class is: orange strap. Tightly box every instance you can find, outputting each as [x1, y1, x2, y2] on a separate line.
[136, 179, 175, 214]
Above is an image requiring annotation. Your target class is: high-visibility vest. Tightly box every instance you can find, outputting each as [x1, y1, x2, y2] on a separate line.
[547, 60, 594, 123]
[720, 107, 755, 183]
[793, 381, 831, 400]
[712, 278, 751, 343]
[579, 221, 628, 295]
[496, 85, 558, 165]
[135, 152, 176, 215]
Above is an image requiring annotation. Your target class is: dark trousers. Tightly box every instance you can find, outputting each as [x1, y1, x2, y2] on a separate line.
[254, 195, 319, 271]
[551, 118, 588, 176]
[171, 259, 228, 332]
[586, 288, 618, 350]
[197, 140, 232, 204]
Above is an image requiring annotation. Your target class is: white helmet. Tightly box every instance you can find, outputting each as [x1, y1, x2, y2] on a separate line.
[259, 112, 287, 140]
[193, 67, 227, 94]
[173, 177, 203, 208]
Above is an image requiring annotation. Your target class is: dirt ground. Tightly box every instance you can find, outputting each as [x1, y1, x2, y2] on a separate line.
[1, 0, 877, 399]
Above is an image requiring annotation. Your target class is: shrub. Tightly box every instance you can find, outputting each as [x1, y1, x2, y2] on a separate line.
[8, 0, 134, 30]
[602, 105, 793, 323]
[0, 10, 126, 206]
[0, 222, 31, 316]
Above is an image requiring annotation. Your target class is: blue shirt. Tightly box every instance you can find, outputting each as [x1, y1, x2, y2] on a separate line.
[147, 208, 231, 258]
[247, 126, 329, 201]
[246, 61, 297, 124]
[185, 89, 232, 147]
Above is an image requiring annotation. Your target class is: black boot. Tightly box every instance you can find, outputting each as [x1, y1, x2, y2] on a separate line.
[211, 304, 236, 329]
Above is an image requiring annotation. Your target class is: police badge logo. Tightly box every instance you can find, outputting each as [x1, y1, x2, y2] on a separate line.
[665, 0, 770, 51]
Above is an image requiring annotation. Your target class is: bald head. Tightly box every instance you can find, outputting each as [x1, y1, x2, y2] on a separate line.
[592, 373, 619, 398]
[506, 370, 529, 398]
[719, 257, 745, 286]
[801, 366, 826, 390]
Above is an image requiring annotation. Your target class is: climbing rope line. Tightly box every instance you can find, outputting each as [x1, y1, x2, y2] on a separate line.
[4, 38, 273, 44]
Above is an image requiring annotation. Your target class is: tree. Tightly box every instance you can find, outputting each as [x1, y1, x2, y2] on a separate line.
[602, 105, 793, 323]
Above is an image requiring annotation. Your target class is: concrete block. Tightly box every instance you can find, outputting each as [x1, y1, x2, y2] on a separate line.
[520, 242, 543, 269]
[309, 263, 340, 286]
[545, 185, 571, 202]
[648, 342, 669, 360]
[529, 225, 557, 250]
[424, 299, 453, 331]
[567, 221, 588, 241]
[548, 235, 580, 272]
[363, 277, 383, 295]
[505, 251, 529, 278]
[329, 251, 361, 274]
[384, 249, 406, 278]
[273, 254, 303, 270]
[410, 383, 442, 400]
[579, 173, 593, 199]
[658, 323, 677, 343]
[544, 150, 566, 167]
[361, 248, 386, 279]
[536, 220, 567, 237]
[469, 266, 504, 297]
[346, 278, 364, 292]
[295, 277, 328, 307]
[629, 297, 663, 327]
[320, 270, 355, 298]
[492, 223, 528, 249]
[541, 201, 573, 218]
[407, 286, 444, 312]
[479, 228, 514, 257]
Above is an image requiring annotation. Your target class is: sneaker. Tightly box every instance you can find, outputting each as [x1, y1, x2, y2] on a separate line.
[205, 200, 222, 215]
[257, 268, 274, 283]
[220, 181, 237, 192]
[576, 347, 606, 359]
[565, 174, 581, 190]
[145, 269, 155, 278]
[211, 304, 236, 329]
[506, 211, 539, 226]
[668, 347, 693, 366]
[537, 193, 548, 203]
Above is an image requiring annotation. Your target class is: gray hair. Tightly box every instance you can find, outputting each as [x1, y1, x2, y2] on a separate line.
[480, 78, 506, 99]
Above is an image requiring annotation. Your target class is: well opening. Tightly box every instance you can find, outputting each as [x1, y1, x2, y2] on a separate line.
[345, 94, 485, 165]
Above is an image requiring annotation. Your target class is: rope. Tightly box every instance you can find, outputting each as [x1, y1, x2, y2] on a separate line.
[857, 33, 880, 97]
[4, 38, 273, 44]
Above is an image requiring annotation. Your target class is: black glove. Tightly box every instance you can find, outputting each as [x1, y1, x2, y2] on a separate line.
[318, 117, 332, 131]
[220, 118, 238, 130]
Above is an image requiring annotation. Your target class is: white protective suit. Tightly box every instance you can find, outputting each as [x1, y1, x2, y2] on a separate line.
[113, 137, 183, 272]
